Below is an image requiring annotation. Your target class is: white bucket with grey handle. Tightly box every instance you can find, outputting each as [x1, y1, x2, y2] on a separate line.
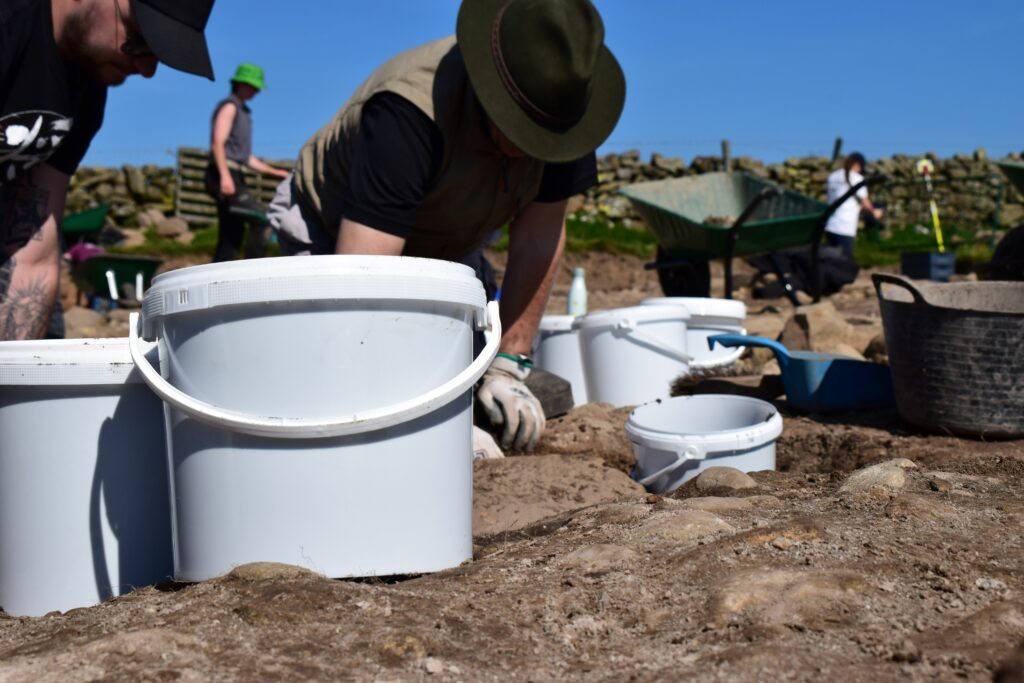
[131, 255, 498, 582]
[626, 394, 783, 494]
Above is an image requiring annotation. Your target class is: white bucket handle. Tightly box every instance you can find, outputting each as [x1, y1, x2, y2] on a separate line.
[127, 302, 501, 439]
[637, 444, 706, 486]
[615, 318, 691, 364]
[688, 328, 747, 370]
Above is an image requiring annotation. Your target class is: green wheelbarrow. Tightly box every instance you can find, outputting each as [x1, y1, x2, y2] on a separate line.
[708, 333, 895, 413]
[71, 254, 163, 303]
[62, 204, 110, 242]
[995, 160, 1024, 196]
[620, 171, 886, 304]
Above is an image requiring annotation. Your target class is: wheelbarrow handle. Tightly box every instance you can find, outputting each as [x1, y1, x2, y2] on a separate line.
[707, 333, 792, 367]
[871, 273, 927, 305]
[731, 186, 783, 236]
[722, 184, 784, 300]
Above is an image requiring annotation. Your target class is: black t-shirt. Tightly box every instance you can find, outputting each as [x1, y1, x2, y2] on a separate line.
[0, 0, 107, 186]
[342, 93, 597, 238]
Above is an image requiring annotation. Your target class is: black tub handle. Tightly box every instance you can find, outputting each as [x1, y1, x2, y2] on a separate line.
[872, 273, 928, 305]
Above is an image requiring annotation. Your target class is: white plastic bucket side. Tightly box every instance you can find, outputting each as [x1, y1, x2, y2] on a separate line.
[0, 340, 172, 617]
[577, 306, 691, 407]
[136, 259, 496, 581]
[165, 391, 474, 581]
[533, 320, 588, 407]
[626, 395, 783, 494]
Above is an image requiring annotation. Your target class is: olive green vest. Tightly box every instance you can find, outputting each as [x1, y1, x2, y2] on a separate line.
[294, 36, 545, 260]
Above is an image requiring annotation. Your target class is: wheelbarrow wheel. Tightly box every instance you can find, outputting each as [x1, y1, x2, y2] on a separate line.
[655, 247, 711, 297]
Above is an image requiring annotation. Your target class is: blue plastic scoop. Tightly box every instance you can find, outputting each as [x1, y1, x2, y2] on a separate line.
[708, 334, 895, 413]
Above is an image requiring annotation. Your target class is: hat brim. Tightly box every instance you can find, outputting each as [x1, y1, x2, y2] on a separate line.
[131, 0, 214, 80]
[231, 77, 265, 90]
[457, 0, 625, 163]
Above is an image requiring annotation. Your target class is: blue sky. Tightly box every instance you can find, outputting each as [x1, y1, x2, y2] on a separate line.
[84, 0, 1023, 168]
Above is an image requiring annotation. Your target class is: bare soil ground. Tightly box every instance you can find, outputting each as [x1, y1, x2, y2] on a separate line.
[8, 251, 1023, 681]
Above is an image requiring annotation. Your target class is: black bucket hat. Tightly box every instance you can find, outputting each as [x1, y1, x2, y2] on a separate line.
[457, 0, 626, 163]
[130, 0, 216, 80]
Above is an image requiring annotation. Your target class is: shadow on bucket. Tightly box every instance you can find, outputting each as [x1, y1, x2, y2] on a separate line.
[90, 390, 174, 601]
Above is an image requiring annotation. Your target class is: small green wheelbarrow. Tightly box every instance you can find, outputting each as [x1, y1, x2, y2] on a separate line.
[708, 333, 895, 413]
[62, 204, 111, 242]
[71, 254, 163, 303]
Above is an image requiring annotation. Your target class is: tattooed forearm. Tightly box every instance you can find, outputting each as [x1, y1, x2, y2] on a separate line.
[0, 175, 52, 256]
[0, 256, 54, 340]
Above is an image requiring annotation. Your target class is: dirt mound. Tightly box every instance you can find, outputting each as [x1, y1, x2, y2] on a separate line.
[539, 402, 637, 473]
[473, 454, 643, 536]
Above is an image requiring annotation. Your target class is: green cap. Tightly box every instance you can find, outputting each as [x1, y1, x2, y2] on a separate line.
[231, 63, 266, 90]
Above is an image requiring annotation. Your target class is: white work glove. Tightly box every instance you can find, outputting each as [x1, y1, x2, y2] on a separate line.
[472, 426, 505, 460]
[476, 354, 546, 452]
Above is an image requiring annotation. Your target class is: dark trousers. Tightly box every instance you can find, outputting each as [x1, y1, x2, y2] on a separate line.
[205, 165, 270, 262]
[825, 232, 856, 261]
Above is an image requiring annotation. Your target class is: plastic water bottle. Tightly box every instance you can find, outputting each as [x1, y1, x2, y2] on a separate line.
[567, 267, 587, 316]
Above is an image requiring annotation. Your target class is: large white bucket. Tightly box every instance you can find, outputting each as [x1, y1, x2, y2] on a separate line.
[641, 297, 747, 370]
[132, 255, 498, 582]
[532, 315, 587, 406]
[626, 395, 783, 494]
[576, 304, 691, 407]
[0, 338, 172, 616]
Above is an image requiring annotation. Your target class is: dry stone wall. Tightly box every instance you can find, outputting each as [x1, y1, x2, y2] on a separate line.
[585, 149, 1024, 233]
[68, 150, 1024, 236]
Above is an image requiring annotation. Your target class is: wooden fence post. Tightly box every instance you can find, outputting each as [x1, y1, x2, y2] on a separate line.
[831, 137, 844, 164]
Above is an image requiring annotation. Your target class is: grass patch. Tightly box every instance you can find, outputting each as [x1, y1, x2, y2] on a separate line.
[108, 224, 283, 259]
[855, 224, 994, 268]
[490, 211, 657, 258]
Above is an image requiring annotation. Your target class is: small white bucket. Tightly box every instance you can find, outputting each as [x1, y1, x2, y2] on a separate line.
[0, 338, 172, 616]
[532, 315, 587, 406]
[576, 304, 691, 407]
[641, 297, 747, 370]
[132, 255, 498, 582]
[626, 394, 783, 494]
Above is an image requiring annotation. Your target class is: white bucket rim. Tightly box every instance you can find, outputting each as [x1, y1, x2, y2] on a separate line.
[576, 304, 690, 331]
[625, 394, 783, 453]
[640, 297, 746, 321]
[141, 255, 487, 339]
[538, 314, 581, 332]
[0, 337, 157, 386]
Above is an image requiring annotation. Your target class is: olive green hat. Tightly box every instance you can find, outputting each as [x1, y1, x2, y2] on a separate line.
[457, 0, 626, 163]
[231, 63, 266, 90]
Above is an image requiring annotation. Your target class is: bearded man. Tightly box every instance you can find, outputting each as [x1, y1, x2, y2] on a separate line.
[0, 0, 217, 340]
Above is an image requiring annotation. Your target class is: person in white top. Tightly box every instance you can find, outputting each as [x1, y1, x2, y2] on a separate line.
[824, 152, 884, 260]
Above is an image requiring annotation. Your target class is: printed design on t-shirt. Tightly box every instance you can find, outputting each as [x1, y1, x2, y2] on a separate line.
[0, 110, 73, 184]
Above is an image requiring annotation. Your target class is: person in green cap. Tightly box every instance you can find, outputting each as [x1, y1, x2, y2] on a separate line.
[206, 63, 289, 262]
[269, 0, 625, 459]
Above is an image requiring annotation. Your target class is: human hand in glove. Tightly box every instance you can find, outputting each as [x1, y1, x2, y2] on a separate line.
[476, 353, 546, 452]
[472, 425, 504, 460]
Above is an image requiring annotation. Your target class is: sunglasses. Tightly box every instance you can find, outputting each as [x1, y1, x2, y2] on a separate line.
[113, 0, 154, 57]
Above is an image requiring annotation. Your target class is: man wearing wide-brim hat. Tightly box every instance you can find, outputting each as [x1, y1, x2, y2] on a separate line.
[0, 0, 218, 340]
[272, 0, 625, 457]
[206, 63, 290, 262]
